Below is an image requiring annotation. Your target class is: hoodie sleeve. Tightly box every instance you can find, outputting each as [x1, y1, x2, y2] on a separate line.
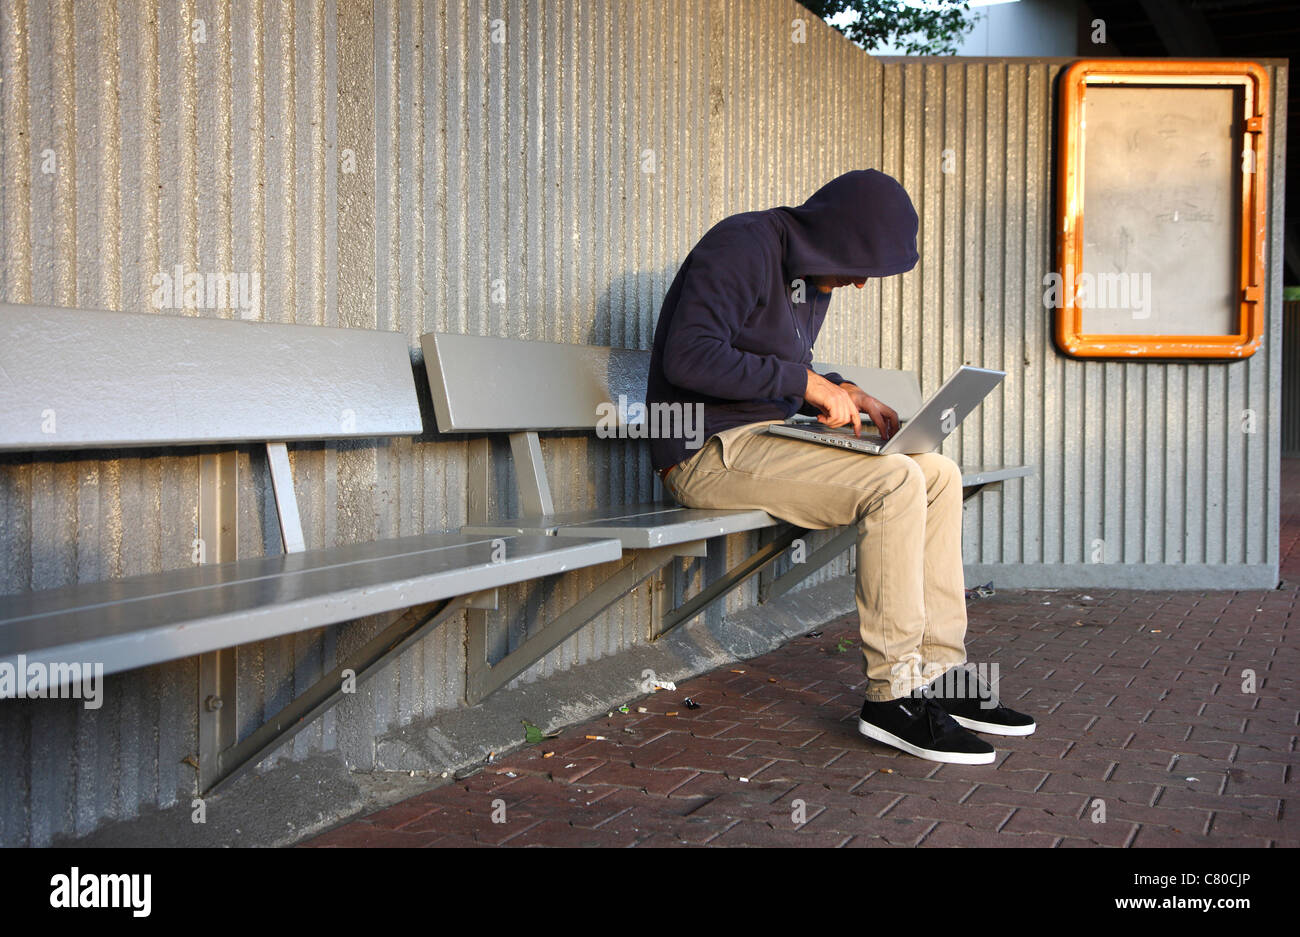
[661, 228, 810, 401]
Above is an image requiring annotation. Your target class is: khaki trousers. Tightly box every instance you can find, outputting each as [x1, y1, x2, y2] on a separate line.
[664, 419, 967, 701]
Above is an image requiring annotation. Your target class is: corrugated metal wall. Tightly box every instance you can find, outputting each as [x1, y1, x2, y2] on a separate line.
[0, 3, 1285, 844]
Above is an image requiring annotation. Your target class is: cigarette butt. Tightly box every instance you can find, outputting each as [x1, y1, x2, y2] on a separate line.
[666, 712, 679, 717]
[543, 751, 555, 758]
[585, 735, 606, 741]
[881, 768, 894, 774]
[768, 678, 777, 683]
[731, 669, 745, 674]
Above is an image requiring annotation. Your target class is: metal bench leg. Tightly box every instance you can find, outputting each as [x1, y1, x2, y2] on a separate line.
[465, 544, 682, 704]
[204, 591, 490, 795]
[760, 526, 859, 604]
[197, 450, 238, 794]
[655, 525, 808, 639]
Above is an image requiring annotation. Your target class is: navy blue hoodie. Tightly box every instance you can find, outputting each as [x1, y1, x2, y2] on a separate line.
[647, 169, 921, 472]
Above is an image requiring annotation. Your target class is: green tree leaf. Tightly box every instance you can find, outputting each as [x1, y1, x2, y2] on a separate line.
[798, 1, 975, 56]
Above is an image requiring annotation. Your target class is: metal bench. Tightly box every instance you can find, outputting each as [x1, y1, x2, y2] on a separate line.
[0, 304, 621, 792]
[421, 331, 1032, 701]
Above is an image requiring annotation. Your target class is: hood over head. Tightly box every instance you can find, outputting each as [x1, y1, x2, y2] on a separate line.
[775, 169, 920, 280]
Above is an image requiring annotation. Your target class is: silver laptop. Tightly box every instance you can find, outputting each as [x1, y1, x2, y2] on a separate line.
[767, 366, 1004, 454]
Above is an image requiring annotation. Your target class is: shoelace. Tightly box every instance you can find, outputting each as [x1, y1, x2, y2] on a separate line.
[901, 695, 965, 741]
[923, 698, 969, 740]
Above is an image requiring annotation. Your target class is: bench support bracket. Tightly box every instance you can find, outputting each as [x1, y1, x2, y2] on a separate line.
[266, 442, 306, 553]
[508, 431, 555, 517]
[655, 525, 809, 640]
[466, 545, 680, 704]
[760, 527, 858, 603]
[205, 590, 492, 795]
[197, 450, 239, 793]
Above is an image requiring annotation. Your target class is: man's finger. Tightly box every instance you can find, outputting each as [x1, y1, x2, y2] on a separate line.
[870, 404, 891, 440]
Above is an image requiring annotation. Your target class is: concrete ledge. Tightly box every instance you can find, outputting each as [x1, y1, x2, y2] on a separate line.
[962, 563, 1280, 591]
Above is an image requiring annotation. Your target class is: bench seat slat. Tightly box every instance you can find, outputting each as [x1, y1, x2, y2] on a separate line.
[462, 501, 780, 548]
[0, 532, 621, 677]
[958, 465, 1035, 487]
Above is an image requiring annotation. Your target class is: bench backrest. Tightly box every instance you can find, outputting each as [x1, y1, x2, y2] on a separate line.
[1, 304, 423, 451]
[421, 331, 925, 432]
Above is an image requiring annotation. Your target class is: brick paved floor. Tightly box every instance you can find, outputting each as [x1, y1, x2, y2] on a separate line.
[302, 464, 1299, 848]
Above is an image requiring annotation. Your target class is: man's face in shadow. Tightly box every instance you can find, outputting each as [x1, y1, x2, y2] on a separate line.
[808, 275, 867, 294]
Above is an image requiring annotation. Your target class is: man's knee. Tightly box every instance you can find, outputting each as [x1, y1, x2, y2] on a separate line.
[911, 451, 960, 491]
[871, 453, 927, 503]
[847, 453, 926, 527]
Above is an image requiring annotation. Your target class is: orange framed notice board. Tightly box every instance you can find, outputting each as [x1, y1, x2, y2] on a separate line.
[1055, 59, 1269, 359]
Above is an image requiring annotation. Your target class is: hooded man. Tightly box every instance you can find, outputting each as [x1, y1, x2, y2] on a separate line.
[647, 169, 1034, 765]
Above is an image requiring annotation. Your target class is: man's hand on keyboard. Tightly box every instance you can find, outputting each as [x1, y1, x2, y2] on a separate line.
[839, 382, 899, 441]
[804, 370, 861, 437]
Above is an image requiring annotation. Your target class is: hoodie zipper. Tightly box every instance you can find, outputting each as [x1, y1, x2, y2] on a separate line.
[788, 282, 809, 363]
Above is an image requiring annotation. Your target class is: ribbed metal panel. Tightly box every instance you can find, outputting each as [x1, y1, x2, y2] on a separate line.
[0, 2, 1285, 845]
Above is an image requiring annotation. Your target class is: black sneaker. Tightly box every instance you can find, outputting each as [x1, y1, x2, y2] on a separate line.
[858, 696, 996, 765]
[924, 666, 1037, 737]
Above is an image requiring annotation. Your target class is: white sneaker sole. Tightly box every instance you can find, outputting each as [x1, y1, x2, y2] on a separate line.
[857, 718, 996, 765]
[950, 713, 1037, 737]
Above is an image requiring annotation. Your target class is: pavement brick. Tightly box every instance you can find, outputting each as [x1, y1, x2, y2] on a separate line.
[854, 774, 980, 802]
[1154, 787, 1281, 814]
[918, 823, 1058, 848]
[499, 819, 642, 847]
[654, 749, 778, 778]
[665, 772, 757, 801]
[1000, 808, 1139, 845]
[963, 785, 1090, 813]
[630, 831, 712, 847]
[357, 801, 441, 831]
[733, 739, 845, 768]
[1129, 826, 1273, 848]
[710, 820, 853, 847]
[1099, 802, 1214, 833]
[773, 782, 902, 816]
[626, 716, 741, 738]
[535, 756, 607, 784]
[712, 724, 827, 747]
[578, 763, 700, 796]
[1204, 808, 1296, 842]
[1036, 775, 1161, 804]
[301, 822, 441, 848]
[509, 788, 641, 828]
[881, 795, 1016, 831]
[621, 736, 690, 768]
[394, 806, 541, 845]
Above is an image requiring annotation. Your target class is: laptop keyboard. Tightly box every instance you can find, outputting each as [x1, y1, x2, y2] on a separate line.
[811, 425, 883, 442]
